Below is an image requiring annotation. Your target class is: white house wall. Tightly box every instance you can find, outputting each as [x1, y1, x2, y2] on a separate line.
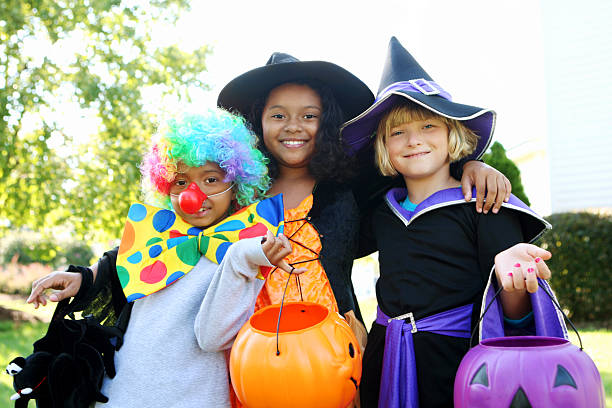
[541, 0, 612, 212]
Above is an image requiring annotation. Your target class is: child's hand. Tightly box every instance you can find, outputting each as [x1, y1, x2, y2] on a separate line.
[461, 161, 511, 214]
[494, 243, 552, 293]
[27, 271, 82, 308]
[261, 230, 307, 275]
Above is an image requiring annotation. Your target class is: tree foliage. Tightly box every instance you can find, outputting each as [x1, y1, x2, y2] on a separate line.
[482, 141, 530, 205]
[0, 0, 210, 242]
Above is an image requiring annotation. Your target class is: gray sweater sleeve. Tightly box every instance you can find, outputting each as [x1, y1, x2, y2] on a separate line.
[194, 237, 271, 352]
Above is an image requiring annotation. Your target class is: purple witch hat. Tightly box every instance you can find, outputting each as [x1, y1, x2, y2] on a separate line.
[341, 36, 496, 160]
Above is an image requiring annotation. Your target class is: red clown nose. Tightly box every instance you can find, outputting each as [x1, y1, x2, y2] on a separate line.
[178, 183, 208, 214]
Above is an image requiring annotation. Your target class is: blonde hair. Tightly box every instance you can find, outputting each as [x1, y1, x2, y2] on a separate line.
[374, 101, 480, 176]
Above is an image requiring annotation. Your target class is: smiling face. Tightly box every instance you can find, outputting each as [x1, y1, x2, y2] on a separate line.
[169, 162, 235, 228]
[261, 83, 322, 172]
[385, 117, 451, 182]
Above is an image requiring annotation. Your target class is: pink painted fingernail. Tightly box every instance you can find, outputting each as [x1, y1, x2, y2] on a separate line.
[535, 257, 542, 263]
[514, 263, 521, 268]
[508, 272, 513, 277]
[527, 268, 535, 273]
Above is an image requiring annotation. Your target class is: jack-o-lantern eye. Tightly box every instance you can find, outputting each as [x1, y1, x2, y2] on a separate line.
[470, 363, 489, 387]
[348, 342, 355, 358]
[554, 364, 577, 389]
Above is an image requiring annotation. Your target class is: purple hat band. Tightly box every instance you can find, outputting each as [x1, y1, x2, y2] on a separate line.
[378, 79, 452, 102]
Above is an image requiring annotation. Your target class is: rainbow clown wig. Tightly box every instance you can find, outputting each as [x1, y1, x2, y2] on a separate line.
[140, 109, 270, 210]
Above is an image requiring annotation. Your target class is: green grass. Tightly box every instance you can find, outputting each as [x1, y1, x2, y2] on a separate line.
[1, 320, 47, 406]
[0, 294, 54, 323]
[0, 294, 53, 406]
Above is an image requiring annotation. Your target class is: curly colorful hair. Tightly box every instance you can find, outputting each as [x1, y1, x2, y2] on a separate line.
[140, 109, 270, 209]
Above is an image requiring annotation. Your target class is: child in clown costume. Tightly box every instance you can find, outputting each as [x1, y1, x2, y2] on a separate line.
[27, 108, 304, 407]
[341, 37, 567, 408]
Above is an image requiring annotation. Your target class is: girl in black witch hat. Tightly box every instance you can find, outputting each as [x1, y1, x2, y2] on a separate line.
[217, 52, 513, 357]
[343, 37, 566, 408]
[219, 54, 375, 360]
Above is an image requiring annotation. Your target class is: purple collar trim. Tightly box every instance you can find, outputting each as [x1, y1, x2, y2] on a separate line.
[385, 187, 542, 224]
[378, 79, 452, 102]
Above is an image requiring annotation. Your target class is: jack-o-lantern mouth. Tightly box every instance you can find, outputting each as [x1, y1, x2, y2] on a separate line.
[349, 376, 358, 390]
[509, 387, 532, 408]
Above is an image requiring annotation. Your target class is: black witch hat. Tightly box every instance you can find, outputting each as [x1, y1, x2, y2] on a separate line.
[217, 52, 374, 122]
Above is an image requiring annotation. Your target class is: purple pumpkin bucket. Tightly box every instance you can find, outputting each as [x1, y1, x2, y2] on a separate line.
[454, 336, 605, 407]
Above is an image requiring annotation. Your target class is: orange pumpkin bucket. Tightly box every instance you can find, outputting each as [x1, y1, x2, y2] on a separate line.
[230, 301, 362, 408]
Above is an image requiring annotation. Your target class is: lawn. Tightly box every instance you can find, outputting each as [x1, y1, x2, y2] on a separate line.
[1, 320, 48, 406]
[1, 297, 610, 406]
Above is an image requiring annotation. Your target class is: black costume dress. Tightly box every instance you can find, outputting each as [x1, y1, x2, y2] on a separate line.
[359, 187, 551, 408]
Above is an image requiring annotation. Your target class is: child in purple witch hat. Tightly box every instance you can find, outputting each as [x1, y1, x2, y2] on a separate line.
[343, 37, 567, 408]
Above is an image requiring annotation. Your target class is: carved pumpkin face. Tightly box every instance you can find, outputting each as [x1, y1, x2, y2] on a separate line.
[230, 302, 362, 408]
[454, 336, 605, 408]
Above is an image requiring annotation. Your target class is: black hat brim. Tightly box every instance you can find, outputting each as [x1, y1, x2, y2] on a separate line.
[217, 61, 374, 122]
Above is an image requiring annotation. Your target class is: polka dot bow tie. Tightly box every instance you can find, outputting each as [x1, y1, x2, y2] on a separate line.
[116, 194, 285, 302]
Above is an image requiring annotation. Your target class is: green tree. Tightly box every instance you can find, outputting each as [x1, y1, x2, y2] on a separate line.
[0, 0, 209, 242]
[482, 142, 530, 205]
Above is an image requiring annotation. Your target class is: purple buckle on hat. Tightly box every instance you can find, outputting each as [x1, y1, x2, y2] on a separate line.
[409, 78, 440, 95]
[379, 79, 453, 101]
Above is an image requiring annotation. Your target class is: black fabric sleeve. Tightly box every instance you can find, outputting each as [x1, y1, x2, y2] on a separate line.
[357, 211, 377, 259]
[79, 246, 127, 326]
[63, 264, 94, 313]
[476, 208, 524, 279]
[450, 157, 480, 181]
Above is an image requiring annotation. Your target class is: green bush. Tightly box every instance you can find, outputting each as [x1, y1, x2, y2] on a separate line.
[1, 232, 59, 266]
[0, 231, 94, 268]
[61, 241, 95, 266]
[538, 212, 612, 323]
[482, 142, 531, 205]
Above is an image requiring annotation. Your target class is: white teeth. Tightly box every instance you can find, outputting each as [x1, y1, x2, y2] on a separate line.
[282, 140, 305, 146]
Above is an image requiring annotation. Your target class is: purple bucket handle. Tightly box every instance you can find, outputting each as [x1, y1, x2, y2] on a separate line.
[474, 280, 579, 348]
